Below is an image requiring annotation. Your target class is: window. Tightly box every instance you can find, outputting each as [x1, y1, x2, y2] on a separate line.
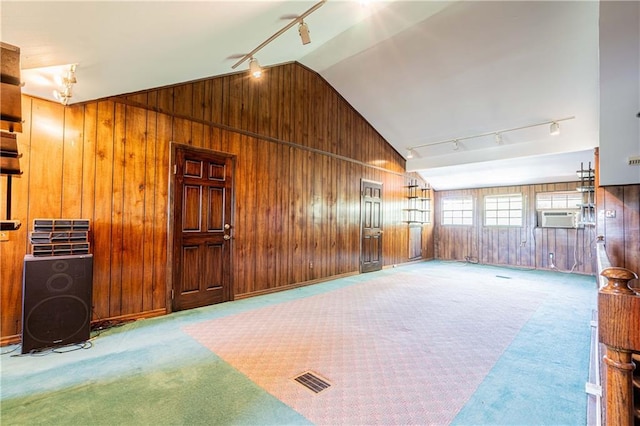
[536, 191, 582, 210]
[484, 194, 523, 227]
[423, 198, 432, 224]
[442, 196, 473, 225]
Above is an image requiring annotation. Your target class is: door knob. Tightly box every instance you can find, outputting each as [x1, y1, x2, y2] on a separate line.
[224, 224, 231, 230]
[223, 234, 231, 240]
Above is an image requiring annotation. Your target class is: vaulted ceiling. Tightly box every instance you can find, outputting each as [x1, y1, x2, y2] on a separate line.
[1, 1, 599, 190]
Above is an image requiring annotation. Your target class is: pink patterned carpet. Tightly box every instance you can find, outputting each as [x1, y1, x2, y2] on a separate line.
[184, 266, 547, 425]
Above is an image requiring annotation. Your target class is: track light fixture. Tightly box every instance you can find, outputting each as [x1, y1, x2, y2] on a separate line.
[298, 21, 311, 45]
[404, 116, 575, 158]
[52, 64, 77, 105]
[231, 0, 326, 77]
[249, 58, 262, 79]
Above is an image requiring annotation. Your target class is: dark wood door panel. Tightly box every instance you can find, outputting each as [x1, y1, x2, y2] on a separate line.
[172, 144, 233, 311]
[361, 180, 383, 273]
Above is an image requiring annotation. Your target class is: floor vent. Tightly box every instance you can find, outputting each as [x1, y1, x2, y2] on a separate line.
[294, 371, 332, 394]
[496, 275, 512, 279]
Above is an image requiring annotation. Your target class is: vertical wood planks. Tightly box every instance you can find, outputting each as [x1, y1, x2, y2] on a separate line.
[153, 111, 171, 311]
[142, 105, 157, 313]
[29, 99, 64, 219]
[61, 104, 85, 218]
[435, 182, 600, 274]
[92, 101, 116, 320]
[109, 102, 126, 317]
[1, 62, 433, 339]
[81, 103, 97, 221]
[601, 185, 640, 274]
[121, 106, 147, 315]
[622, 186, 639, 273]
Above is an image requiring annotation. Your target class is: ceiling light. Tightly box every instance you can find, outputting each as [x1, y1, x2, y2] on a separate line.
[52, 64, 77, 105]
[298, 21, 311, 45]
[53, 86, 72, 105]
[249, 58, 262, 79]
[550, 121, 560, 136]
[406, 149, 414, 159]
[66, 64, 77, 84]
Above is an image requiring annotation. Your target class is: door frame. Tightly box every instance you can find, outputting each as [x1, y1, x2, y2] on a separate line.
[166, 142, 236, 314]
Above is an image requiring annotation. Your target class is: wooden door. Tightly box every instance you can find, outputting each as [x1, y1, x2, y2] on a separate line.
[171, 144, 234, 311]
[361, 180, 383, 272]
[409, 226, 423, 259]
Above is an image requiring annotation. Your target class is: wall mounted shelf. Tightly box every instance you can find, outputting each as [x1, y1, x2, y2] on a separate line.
[403, 180, 431, 224]
[577, 162, 595, 227]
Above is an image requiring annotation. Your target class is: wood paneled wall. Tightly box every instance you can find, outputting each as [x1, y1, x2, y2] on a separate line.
[597, 184, 640, 275]
[0, 63, 434, 342]
[435, 182, 598, 274]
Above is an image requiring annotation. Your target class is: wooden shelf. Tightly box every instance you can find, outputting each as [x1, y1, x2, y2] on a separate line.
[577, 162, 595, 227]
[404, 179, 431, 225]
[1, 132, 22, 176]
[1, 42, 22, 134]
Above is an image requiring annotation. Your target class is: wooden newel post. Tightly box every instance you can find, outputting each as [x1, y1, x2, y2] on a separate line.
[598, 267, 640, 426]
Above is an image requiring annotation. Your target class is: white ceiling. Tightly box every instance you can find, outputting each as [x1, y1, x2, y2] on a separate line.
[1, 0, 599, 190]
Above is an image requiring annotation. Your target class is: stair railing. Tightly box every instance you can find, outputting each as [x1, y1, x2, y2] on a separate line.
[597, 236, 640, 425]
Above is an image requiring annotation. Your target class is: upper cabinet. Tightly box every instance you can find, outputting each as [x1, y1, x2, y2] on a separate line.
[598, 2, 640, 185]
[0, 42, 22, 133]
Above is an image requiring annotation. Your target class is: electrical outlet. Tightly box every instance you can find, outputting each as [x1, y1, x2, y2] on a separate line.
[0, 232, 8, 242]
[549, 252, 554, 259]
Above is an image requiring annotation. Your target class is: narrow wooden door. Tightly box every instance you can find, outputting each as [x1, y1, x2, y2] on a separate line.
[361, 180, 383, 273]
[171, 145, 234, 311]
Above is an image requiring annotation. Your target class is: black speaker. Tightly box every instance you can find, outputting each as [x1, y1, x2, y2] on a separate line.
[21, 254, 93, 354]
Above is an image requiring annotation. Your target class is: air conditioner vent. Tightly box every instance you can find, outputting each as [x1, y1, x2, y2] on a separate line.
[539, 210, 579, 228]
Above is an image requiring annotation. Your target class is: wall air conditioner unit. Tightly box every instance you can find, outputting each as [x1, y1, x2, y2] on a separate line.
[539, 210, 580, 228]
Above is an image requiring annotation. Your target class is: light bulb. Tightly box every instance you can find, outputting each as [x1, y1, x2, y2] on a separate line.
[249, 58, 262, 79]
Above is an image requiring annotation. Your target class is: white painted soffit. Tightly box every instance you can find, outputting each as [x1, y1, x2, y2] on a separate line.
[417, 149, 597, 191]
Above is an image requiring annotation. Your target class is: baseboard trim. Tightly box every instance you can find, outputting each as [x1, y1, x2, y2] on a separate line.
[234, 271, 360, 300]
[0, 308, 167, 347]
[0, 334, 20, 346]
[93, 308, 167, 324]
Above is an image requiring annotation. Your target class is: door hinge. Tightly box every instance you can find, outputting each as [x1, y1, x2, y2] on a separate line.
[173, 164, 177, 174]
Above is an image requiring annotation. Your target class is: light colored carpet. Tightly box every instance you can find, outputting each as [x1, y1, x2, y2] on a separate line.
[184, 264, 548, 425]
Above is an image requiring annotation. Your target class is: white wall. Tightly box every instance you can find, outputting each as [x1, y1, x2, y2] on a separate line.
[599, 1, 640, 185]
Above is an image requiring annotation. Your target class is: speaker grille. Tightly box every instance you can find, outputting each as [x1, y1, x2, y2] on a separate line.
[25, 295, 90, 344]
[21, 254, 93, 354]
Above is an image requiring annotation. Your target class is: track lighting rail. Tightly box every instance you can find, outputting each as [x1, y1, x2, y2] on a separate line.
[406, 116, 576, 157]
[231, 0, 326, 71]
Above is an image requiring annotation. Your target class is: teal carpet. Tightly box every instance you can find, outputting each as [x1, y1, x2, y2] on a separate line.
[0, 261, 596, 425]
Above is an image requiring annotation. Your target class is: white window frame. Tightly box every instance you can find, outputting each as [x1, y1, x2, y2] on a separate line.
[484, 193, 523, 227]
[441, 196, 473, 226]
[535, 191, 582, 211]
